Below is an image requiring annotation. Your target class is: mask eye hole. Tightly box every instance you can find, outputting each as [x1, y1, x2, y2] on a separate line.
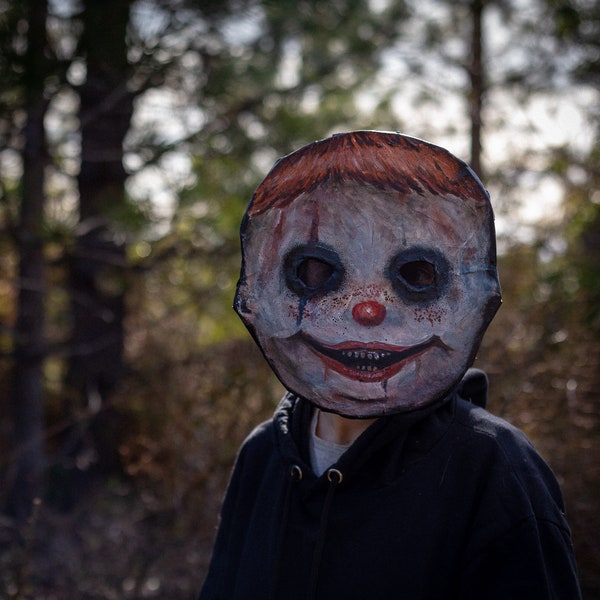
[297, 257, 334, 288]
[387, 247, 450, 303]
[284, 244, 344, 298]
[398, 261, 436, 289]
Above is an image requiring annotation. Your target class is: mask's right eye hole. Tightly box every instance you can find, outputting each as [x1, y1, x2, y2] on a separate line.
[284, 244, 344, 298]
[297, 258, 334, 288]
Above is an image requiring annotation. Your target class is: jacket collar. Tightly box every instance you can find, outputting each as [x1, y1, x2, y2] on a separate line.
[273, 390, 457, 489]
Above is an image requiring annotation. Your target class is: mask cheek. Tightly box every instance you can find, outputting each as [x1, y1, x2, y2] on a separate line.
[304, 294, 349, 326]
[433, 277, 493, 349]
[404, 279, 463, 337]
[240, 277, 305, 340]
[410, 303, 450, 330]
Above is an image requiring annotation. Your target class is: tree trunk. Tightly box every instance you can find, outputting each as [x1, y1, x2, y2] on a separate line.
[7, 0, 49, 522]
[63, 0, 134, 491]
[468, 0, 485, 177]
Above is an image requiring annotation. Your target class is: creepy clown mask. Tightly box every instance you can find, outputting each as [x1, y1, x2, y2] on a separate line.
[235, 131, 501, 418]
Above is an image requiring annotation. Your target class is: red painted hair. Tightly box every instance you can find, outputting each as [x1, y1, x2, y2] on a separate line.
[248, 131, 489, 217]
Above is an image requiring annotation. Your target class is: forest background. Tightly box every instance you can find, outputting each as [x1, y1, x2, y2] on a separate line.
[0, 0, 598, 598]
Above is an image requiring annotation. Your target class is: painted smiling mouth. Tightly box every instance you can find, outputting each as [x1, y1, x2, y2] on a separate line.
[302, 335, 451, 382]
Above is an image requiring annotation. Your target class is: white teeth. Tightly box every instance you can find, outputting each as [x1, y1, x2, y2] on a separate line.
[339, 349, 386, 369]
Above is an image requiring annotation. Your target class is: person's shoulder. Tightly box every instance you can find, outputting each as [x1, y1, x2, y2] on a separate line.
[450, 397, 551, 480]
[234, 392, 302, 475]
[239, 418, 276, 456]
[453, 395, 531, 450]
[451, 397, 564, 502]
[450, 368, 530, 453]
[226, 418, 278, 490]
[241, 392, 295, 450]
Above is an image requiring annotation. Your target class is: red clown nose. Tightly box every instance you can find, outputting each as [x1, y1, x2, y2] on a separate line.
[352, 300, 387, 327]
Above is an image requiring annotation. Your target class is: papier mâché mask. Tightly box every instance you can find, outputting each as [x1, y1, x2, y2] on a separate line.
[235, 131, 501, 418]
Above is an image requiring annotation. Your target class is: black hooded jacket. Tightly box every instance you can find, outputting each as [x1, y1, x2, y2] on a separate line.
[199, 372, 581, 599]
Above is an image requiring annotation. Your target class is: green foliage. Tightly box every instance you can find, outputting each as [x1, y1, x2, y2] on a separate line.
[560, 148, 600, 332]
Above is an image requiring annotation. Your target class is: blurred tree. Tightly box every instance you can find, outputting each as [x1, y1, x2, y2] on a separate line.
[547, 0, 600, 331]
[60, 0, 135, 495]
[469, 0, 485, 176]
[3, 0, 51, 522]
[539, 7, 600, 589]
[69, 0, 134, 406]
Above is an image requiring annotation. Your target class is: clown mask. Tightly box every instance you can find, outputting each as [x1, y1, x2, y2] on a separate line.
[235, 131, 501, 418]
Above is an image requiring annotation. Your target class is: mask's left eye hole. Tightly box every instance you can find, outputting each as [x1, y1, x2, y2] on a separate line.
[387, 247, 450, 303]
[398, 261, 436, 289]
[284, 244, 344, 298]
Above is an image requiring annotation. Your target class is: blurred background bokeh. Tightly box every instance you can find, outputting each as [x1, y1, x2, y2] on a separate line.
[0, 0, 598, 597]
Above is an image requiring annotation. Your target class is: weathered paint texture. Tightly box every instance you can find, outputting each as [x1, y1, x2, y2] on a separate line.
[235, 131, 501, 418]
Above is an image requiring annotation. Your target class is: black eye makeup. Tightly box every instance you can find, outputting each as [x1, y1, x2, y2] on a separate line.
[386, 246, 450, 303]
[284, 243, 345, 299]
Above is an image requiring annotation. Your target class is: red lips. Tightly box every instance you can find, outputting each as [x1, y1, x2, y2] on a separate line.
[304, 335, 448, 383]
